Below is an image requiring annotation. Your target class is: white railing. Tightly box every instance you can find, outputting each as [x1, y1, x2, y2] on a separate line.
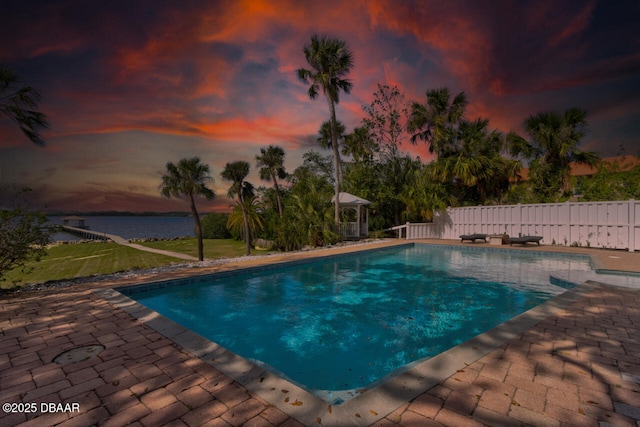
[396, 199, 639, 252]
[391, 222, 445, 240]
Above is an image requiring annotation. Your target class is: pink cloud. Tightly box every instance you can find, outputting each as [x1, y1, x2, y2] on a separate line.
[29, 179, 229, 213]
[2, 0, 638, 212]
[366, 1, 494, 90]
[549, 1, 597, 46]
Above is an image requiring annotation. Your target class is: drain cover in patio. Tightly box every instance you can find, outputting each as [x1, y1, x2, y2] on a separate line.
[53, 345, 105, 364]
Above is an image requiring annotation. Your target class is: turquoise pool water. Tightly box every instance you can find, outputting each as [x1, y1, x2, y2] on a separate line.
[123, 244, 592, 402]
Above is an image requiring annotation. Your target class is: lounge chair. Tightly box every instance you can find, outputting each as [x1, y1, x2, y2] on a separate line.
[460, 233, 488, 243]
[509, 236, 543, 246]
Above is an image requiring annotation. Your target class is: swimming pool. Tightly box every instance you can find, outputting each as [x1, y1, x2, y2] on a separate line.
[119, 243, 593, 404]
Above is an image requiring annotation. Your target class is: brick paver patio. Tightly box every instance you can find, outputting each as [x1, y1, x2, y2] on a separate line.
[1, 241, 639, 426]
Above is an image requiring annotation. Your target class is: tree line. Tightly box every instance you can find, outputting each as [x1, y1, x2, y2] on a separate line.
[3, 33, 639, 275]
[160, 35, 640, 260]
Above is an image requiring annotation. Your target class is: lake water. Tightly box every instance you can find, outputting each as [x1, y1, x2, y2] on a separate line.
[50, 216, 195, 241]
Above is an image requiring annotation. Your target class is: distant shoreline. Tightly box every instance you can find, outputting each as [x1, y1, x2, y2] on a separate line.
[48, 215, 197, 241]
[46, 211, 194, 217]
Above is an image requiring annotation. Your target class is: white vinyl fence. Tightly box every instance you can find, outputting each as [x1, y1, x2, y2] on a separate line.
[392, 199, 639, 252]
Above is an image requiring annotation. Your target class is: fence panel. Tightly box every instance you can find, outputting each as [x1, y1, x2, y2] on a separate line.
[428, 200, 638, 252]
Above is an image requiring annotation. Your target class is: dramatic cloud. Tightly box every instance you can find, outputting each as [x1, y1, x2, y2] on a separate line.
[1, 0, 638, 212]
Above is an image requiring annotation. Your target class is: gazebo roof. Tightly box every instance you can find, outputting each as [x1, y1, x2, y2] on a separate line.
[333, 192, 371, 206]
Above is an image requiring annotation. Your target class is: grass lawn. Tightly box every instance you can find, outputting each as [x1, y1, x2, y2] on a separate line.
[2, 242, 178, 288]
[1, 238, 252, 289]
[137, 238, 249, 259]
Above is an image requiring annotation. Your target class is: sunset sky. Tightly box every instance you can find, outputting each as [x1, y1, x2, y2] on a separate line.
[1, 0, 639, 212]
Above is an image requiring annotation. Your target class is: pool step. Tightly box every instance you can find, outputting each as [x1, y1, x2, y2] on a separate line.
[550, 270, 640, 289]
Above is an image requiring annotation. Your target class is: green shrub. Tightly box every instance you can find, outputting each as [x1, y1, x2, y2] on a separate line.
[369, 229, 391, 239]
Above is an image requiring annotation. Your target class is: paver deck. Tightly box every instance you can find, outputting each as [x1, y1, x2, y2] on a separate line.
[1, 240, 639, 426]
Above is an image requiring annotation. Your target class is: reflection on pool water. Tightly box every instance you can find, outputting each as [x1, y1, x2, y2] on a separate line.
[123, 244, 593, 403]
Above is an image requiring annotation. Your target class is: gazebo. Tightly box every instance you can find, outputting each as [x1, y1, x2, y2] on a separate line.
[333, 192, 371, 240]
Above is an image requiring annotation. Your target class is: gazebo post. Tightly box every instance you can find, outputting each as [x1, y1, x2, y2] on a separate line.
[365, 206, 369, 237]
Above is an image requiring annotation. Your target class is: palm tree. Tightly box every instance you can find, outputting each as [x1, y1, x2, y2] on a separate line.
[317, 120, 345, 183]
[256, 145, 287, 217]
[508, 107, 600, 199]
[221, 161, 254, 255]
[398, 168, 452, 222]
[317, 119, 345, 150]
[283, 173, 339, 248]
[0, 66, 49, 146]
[160, 157, 215, 261]
[342, 126, 378, 163]
[428, 118, 520, 205]
[227, 194, 265, 240]
[297, 34, 354, 226]
[407, 87, 467, 159]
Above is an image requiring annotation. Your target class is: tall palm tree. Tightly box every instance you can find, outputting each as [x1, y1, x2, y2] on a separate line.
[160, 157, 215, 261]
[508, 107, 600, 199]
[221, 161, 254, 256]
[256, 145, 287, 217]
[317, 120, 345, 183]
[297, 34, 354, 226]
[0, 66, 49, 146]
[407, 87, 467, 159]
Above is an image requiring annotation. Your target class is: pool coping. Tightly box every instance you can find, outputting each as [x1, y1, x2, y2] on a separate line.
[95, 243, 605, 426]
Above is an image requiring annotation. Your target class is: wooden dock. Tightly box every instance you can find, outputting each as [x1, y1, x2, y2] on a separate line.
[59, 225, 197, 260]
[60, 225, 128, 244]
